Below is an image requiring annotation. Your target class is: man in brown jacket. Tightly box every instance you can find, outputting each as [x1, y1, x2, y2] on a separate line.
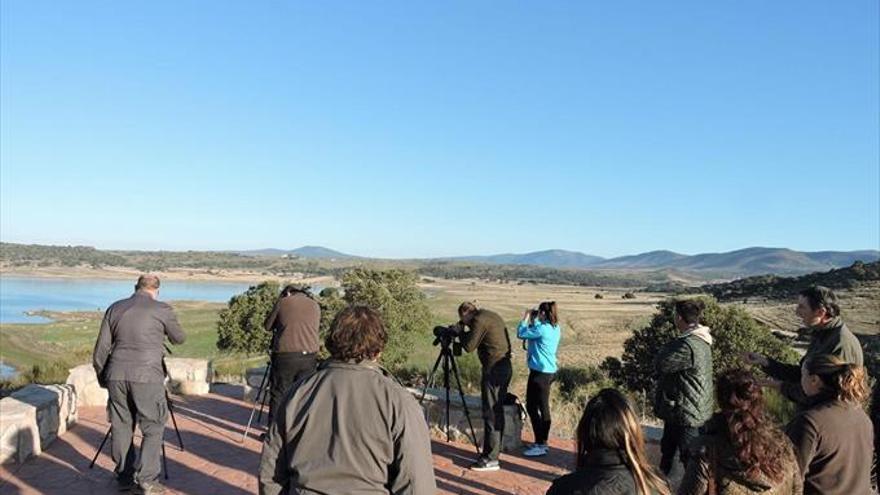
[92, 275, 186, 494]
[259, 306, 436, 495]
[263, 284, 320, 424]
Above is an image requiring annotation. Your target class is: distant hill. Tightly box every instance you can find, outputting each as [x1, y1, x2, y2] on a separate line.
[449, 249, 606, 269]
[237, 246, 358, 260]
[443, 247, 878, 277]
[688, 260, 880, 301]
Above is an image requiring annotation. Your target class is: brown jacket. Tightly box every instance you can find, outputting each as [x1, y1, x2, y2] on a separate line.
[264, 292, 320, 354]
[678, 416, 802, 495]
[460, 309, 512, 368]
[786, 395, 874, 495]
[258, 360, 436, 495]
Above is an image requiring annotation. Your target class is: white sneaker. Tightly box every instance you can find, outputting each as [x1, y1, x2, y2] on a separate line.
[523, 444, 548, 457]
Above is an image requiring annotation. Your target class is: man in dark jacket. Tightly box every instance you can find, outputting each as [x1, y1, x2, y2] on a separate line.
[92, 275, 186, 494]
[263, 284, 320, 424]
[457, 301, 513, 472]
[744, 285, 863, 405]
[259, 306, 436, 495]
[653, 298, 714, 475]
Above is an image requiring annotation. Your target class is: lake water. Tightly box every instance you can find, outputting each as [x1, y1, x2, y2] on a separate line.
[0, 276, 253, 324]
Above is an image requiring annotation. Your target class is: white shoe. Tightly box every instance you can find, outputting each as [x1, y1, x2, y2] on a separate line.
[523, 444, 548, 457]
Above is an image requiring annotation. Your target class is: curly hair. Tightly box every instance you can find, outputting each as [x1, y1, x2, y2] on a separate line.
[717, 370, 791, 483]
[805, 354, 869, 404]
[325, 306, 387, 362]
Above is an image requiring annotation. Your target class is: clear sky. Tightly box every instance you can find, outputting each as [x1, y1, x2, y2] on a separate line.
[1, 1, 878, 259]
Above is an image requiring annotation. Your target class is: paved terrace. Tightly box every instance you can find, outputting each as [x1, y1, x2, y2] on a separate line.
[0, 387, 675, 495]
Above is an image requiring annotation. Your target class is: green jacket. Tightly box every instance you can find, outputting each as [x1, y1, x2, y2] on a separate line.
[653, 326, 714, 427]
[765, 318, 863, 405]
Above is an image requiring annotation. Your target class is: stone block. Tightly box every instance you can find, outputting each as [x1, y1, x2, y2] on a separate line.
[409, 387, 523, 452]
[0, 384, 77, 464]
[66, 364, 108, 407]
[165, 358, 211, 396]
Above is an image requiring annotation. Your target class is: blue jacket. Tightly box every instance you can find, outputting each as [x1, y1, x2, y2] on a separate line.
[517, 320, 560, 373]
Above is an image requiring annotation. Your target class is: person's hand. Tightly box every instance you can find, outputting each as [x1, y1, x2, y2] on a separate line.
[522, 310, 532, 322]
[741, 352, 769, 367]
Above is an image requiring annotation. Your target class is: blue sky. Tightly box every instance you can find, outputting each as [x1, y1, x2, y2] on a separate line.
[1, 1, 878, 258]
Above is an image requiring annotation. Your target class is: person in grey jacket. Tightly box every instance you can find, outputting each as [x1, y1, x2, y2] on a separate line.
[259, 305, 436, 495]
[92, 274, 186, 494]
[654, 298, 714, 475]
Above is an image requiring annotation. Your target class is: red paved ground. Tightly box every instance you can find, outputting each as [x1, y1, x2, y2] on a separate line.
[0, 388, 674, 494]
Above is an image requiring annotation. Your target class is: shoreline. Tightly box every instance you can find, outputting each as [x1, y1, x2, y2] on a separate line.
[0, 265, 337, 286]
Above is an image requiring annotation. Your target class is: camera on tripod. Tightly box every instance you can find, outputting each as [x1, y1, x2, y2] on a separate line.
[432, 324, 463, 356]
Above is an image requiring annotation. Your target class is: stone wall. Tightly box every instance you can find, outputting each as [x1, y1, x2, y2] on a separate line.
[0, 384, 77, 464]
[411, 387, 523, 453]
[165, 358, 211, 396]
[66, 364, 108, 407]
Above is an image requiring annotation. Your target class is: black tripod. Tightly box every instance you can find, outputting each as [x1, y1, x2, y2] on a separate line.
[419, 333, 480, 454]
[88, 389, 185, 480]
[241, 359, 272, 442]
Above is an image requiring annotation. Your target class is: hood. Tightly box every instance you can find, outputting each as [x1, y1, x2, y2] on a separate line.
[683, 324, 713, 346]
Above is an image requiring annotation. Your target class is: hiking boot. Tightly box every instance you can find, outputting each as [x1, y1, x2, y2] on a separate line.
[523, 443, 548, 457]
[135, 481, 166, 495]
[117, 476, 136, 492]
[469, 457, 500, 472]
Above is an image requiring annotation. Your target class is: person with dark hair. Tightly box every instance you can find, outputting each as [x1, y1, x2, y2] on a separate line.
[258, 306, 436, 495]
[547, 389, 671, 495]
[457, 301, 513, 472]
[654, 298, 714, 475]
[92, 275, 187, 494]
[678, 370, 802, 495]
[785, 354, 874, 495]
[744, 285, 863, 406]
[263, 284, 320, 424]
[517, 301, 561, 457]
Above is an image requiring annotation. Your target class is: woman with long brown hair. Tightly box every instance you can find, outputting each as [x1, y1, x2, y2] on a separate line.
[547, 388, 670, 495]
[678, 370, 801, 495]
[518, 300, 561, 457]
[786, 354, 874, 495]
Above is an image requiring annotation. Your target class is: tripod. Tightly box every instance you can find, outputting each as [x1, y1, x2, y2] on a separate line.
[89, 389, 185, 480]
[419, 337, 480, 454]
[241, 360, 272, 442]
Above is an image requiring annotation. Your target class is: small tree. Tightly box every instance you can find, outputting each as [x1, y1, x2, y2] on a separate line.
[336, 268, 432, 371]
[216, 281, 280, 354]
[600, 295, 799, 398]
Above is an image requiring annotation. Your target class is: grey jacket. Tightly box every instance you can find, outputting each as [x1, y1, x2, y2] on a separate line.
[92, 292, 186, 384]
[259, 360, 436, 495]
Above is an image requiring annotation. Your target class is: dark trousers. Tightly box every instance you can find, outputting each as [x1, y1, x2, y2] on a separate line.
[107, 381, 167, 484]
[268, 352, 317, 424]
[659, 422, 701, 475]
[480, 358, 512, 461]
[526, 370, 554, 445]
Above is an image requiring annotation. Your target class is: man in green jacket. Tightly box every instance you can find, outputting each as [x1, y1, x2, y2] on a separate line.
[744, 285, 863, 405]
[457, 301, 513, 472]
[654, 299, 714, 475]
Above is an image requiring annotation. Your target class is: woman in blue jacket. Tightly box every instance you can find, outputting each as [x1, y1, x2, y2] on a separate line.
[517, 300, 561, 457]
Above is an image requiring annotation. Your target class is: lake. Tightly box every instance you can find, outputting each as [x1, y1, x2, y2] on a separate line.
[0, 276, 253, 324]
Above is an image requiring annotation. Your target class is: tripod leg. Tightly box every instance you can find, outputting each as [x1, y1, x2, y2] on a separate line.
[162, 441, 169, 480]
[89, 427, 112, 469]
[256, 362, 271, 424]
[165, 391, 184, 451]
[449, 353, 481, 454]
[442, 351, 452, 442]
[419, 349, 445, 404]
[242, 363, 271, 443]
